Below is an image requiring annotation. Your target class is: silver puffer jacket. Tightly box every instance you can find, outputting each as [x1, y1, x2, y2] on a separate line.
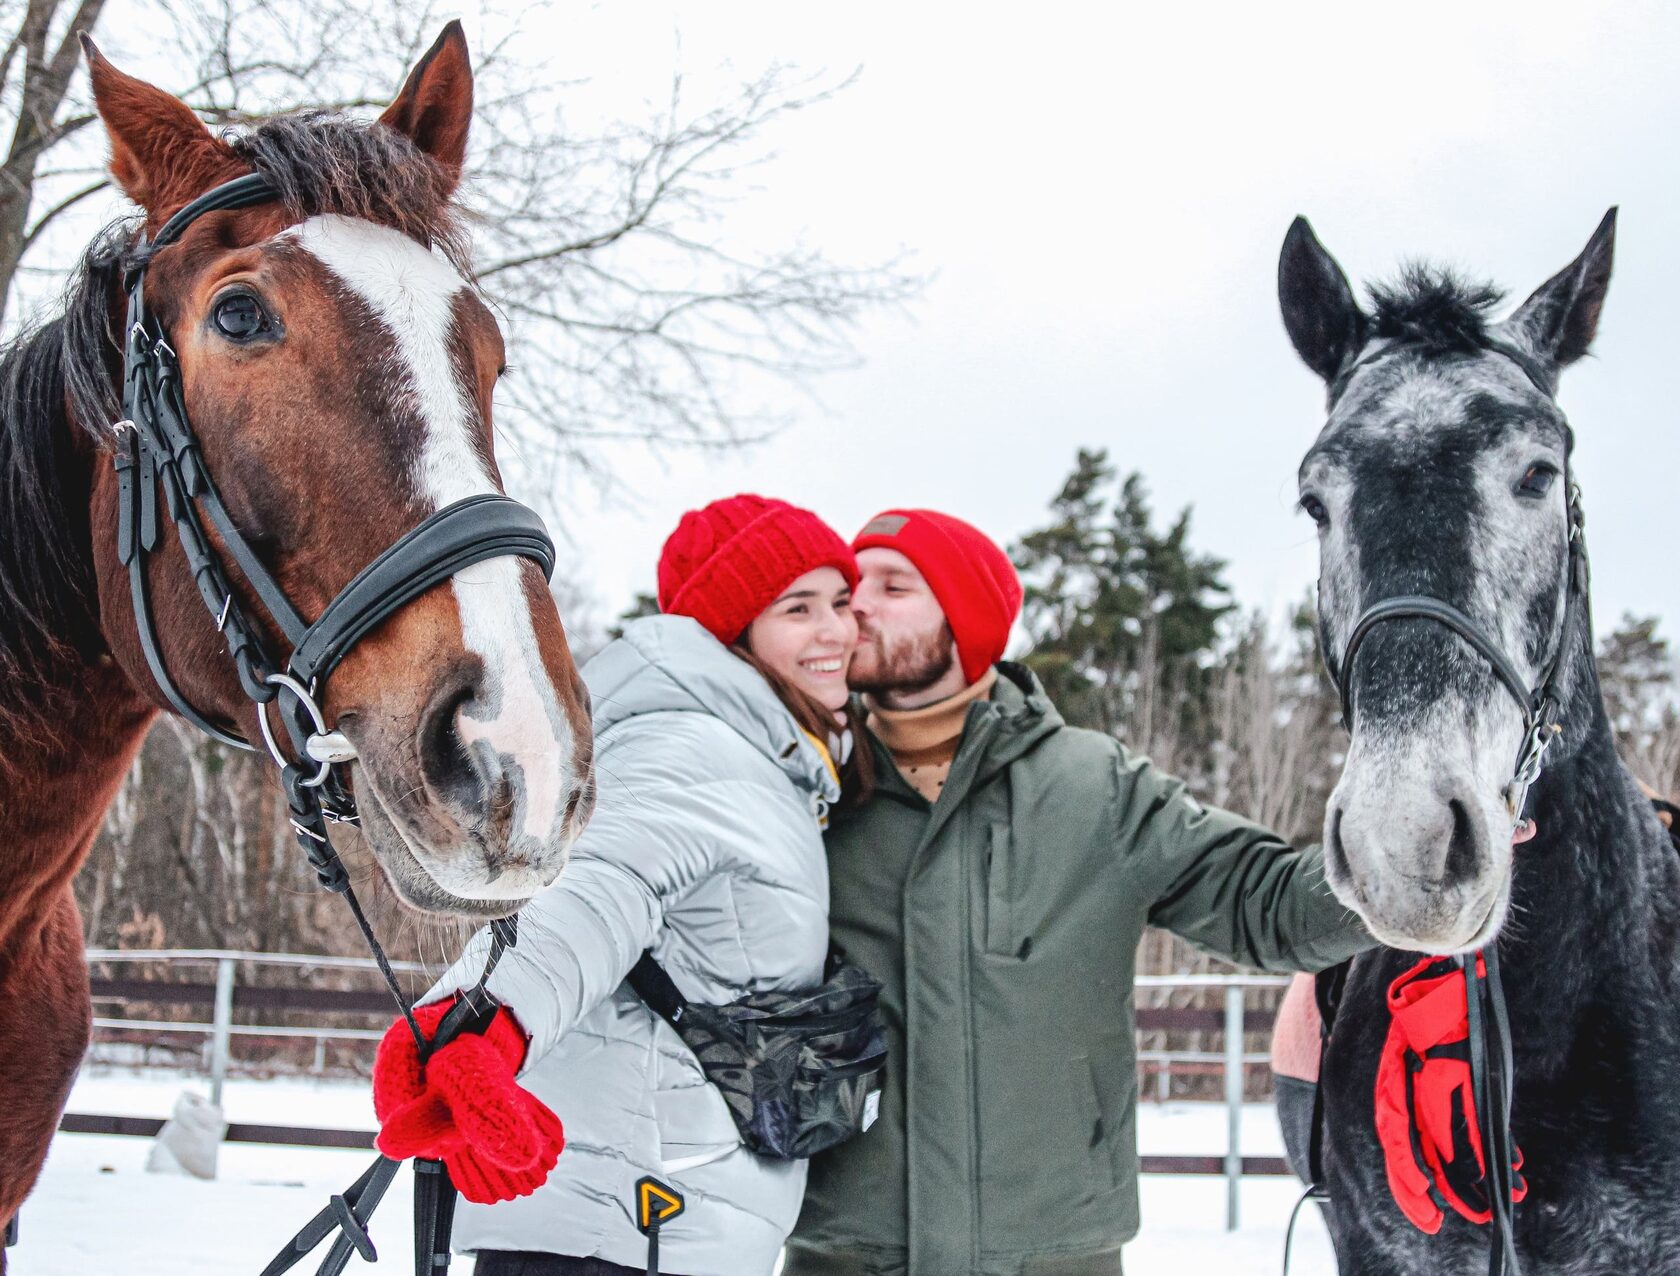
[427, 614, 837, 1275]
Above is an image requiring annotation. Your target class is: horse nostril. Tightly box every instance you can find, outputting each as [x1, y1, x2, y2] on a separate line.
[419, 678, 480, 808]
[562, 783, 586, 828]
[1444, 798, 1479, 886]
[1328, 807, 1350, 881]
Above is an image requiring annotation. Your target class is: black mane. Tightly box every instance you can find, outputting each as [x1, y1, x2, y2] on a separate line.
[0, 108, 467, 710]
[1367, 264, 1505, 356]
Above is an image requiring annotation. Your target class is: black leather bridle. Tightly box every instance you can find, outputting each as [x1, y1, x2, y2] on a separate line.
[116, 171, 556, 897]
[1317, 336, 1592, 1276]
[1325, 336, 1588, 828]
[113, 173, 546, 1275]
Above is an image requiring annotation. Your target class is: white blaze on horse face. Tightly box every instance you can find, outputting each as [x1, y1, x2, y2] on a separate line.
[285, 216, 575, 893]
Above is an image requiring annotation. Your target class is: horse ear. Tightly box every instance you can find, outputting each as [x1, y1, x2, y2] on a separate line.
[82, 35, 236, 215]
[1279, 216, 1369, 385]
[1506, 208, 1617, 368]
[379, 22, 473, 192]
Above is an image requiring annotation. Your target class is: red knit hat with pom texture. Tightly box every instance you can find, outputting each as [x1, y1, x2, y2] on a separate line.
[853, 508, 1022, 683]
[658, 494, 859, 644]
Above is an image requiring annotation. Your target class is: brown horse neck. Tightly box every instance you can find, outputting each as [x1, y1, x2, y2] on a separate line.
[0, 654, 153, 953]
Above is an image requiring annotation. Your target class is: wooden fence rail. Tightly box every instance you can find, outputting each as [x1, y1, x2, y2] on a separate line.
[70, 952, 1298, 1230]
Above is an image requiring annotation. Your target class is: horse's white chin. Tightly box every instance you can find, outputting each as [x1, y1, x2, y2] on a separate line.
[350, 762, 546, 919]
[1349, 879, 1510, 956]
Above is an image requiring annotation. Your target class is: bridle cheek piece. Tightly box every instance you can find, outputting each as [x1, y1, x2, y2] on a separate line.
[1330, 489, 1583, 827]
[114, 171, 555, 894]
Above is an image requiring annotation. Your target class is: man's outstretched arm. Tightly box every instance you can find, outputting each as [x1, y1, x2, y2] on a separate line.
[1116, 744, 1373, 971]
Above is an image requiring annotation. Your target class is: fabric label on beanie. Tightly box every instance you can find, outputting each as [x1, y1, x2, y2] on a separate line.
[858, 514, 910, 537]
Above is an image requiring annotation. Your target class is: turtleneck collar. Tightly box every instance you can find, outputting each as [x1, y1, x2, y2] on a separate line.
[865, 667, 998, 756]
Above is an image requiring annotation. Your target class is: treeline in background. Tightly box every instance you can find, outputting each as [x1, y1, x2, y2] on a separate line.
[75, 447, 1680, 1090]
[80, 445, 1680, 969]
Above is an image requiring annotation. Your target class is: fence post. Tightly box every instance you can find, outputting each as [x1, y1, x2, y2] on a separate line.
[208, 957, 236, 1108]
[1224, 985, 1243, 1232]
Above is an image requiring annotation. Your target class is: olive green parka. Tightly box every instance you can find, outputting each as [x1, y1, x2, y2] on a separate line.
[785, 664, 1370, 1276]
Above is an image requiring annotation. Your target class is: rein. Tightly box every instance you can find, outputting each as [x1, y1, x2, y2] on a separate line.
[1310, 337, 1591, 1276]
[113, 172, 542, 1273]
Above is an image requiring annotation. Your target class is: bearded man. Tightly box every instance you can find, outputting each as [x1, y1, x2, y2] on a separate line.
[783, 508, 1373, 1276]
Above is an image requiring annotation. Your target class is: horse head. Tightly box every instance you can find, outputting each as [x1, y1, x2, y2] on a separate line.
[1279, 211, 1615, 952]
[80, 27, 595, 917]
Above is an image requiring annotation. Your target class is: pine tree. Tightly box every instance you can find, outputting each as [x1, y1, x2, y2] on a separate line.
[1013, 450, 1233, 776]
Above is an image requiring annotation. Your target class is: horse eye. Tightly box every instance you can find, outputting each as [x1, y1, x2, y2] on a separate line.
[1299, 493, 1330, 528]
[211, 292, 271, 342]
[1517, 464, 1558, 498]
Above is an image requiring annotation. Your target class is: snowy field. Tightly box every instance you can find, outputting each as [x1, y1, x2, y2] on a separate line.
[10, 1068, 1336, 1275]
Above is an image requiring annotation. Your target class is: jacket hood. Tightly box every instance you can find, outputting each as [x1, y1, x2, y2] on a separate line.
[858, 662, 1062, 812]
[982, 662, 1065, 762]
[583, 613, 840, 801]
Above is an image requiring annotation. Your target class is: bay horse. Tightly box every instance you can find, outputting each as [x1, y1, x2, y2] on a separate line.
[1280, 212, 1680, 1271]
[0, 26, 595, 1253]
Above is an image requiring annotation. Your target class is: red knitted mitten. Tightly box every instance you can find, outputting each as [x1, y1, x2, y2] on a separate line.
[372, 998, 565, 1203]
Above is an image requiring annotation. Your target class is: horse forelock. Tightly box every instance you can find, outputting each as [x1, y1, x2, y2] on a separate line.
[1367, 263, 1506, 355]
[229, 112, 469, 275]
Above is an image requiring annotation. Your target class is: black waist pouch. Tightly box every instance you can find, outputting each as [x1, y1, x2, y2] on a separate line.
[626, 949, 888, 1161]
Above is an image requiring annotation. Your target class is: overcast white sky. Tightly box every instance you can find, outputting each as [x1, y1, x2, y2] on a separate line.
[22, 2, 1676, 649]
[513, 1, 1679, 650]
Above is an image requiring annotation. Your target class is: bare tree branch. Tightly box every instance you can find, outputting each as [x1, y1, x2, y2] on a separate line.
[17, 169, 96, 249]
[9, 1, 921, 961]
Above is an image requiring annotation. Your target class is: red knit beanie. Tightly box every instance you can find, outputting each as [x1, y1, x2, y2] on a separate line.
[658, 494, 859, 645]
[853, 509, 1023, 684]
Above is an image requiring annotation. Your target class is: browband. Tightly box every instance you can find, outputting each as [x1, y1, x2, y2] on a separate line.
[1331, 336, 1557, 405]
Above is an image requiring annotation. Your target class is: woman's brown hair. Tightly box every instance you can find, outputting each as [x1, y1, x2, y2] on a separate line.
[732, 643, 874, 808]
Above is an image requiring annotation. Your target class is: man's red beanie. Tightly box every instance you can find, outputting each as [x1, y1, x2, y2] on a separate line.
[853, 509, 1023, 684]
[658, 494, 858, 645]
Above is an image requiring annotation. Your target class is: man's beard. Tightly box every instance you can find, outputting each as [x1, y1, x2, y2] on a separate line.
[849, 622, 958, 695]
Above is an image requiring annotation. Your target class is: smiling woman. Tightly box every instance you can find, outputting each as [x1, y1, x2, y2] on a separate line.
[741, 567, 859, 713]
[401, 494, 878, 1274]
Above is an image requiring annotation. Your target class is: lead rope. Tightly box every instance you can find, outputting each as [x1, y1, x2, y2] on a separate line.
[259, 915, 517, 1276]
[1280, 1183, 1329, 1276]
[1463, 946, 1523, 1276]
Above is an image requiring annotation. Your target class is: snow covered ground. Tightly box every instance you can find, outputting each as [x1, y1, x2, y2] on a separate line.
[10, 1068, 1336, 1275]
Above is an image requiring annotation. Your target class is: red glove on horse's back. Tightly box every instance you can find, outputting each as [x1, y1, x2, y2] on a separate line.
[372, 998, 565, 1204]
